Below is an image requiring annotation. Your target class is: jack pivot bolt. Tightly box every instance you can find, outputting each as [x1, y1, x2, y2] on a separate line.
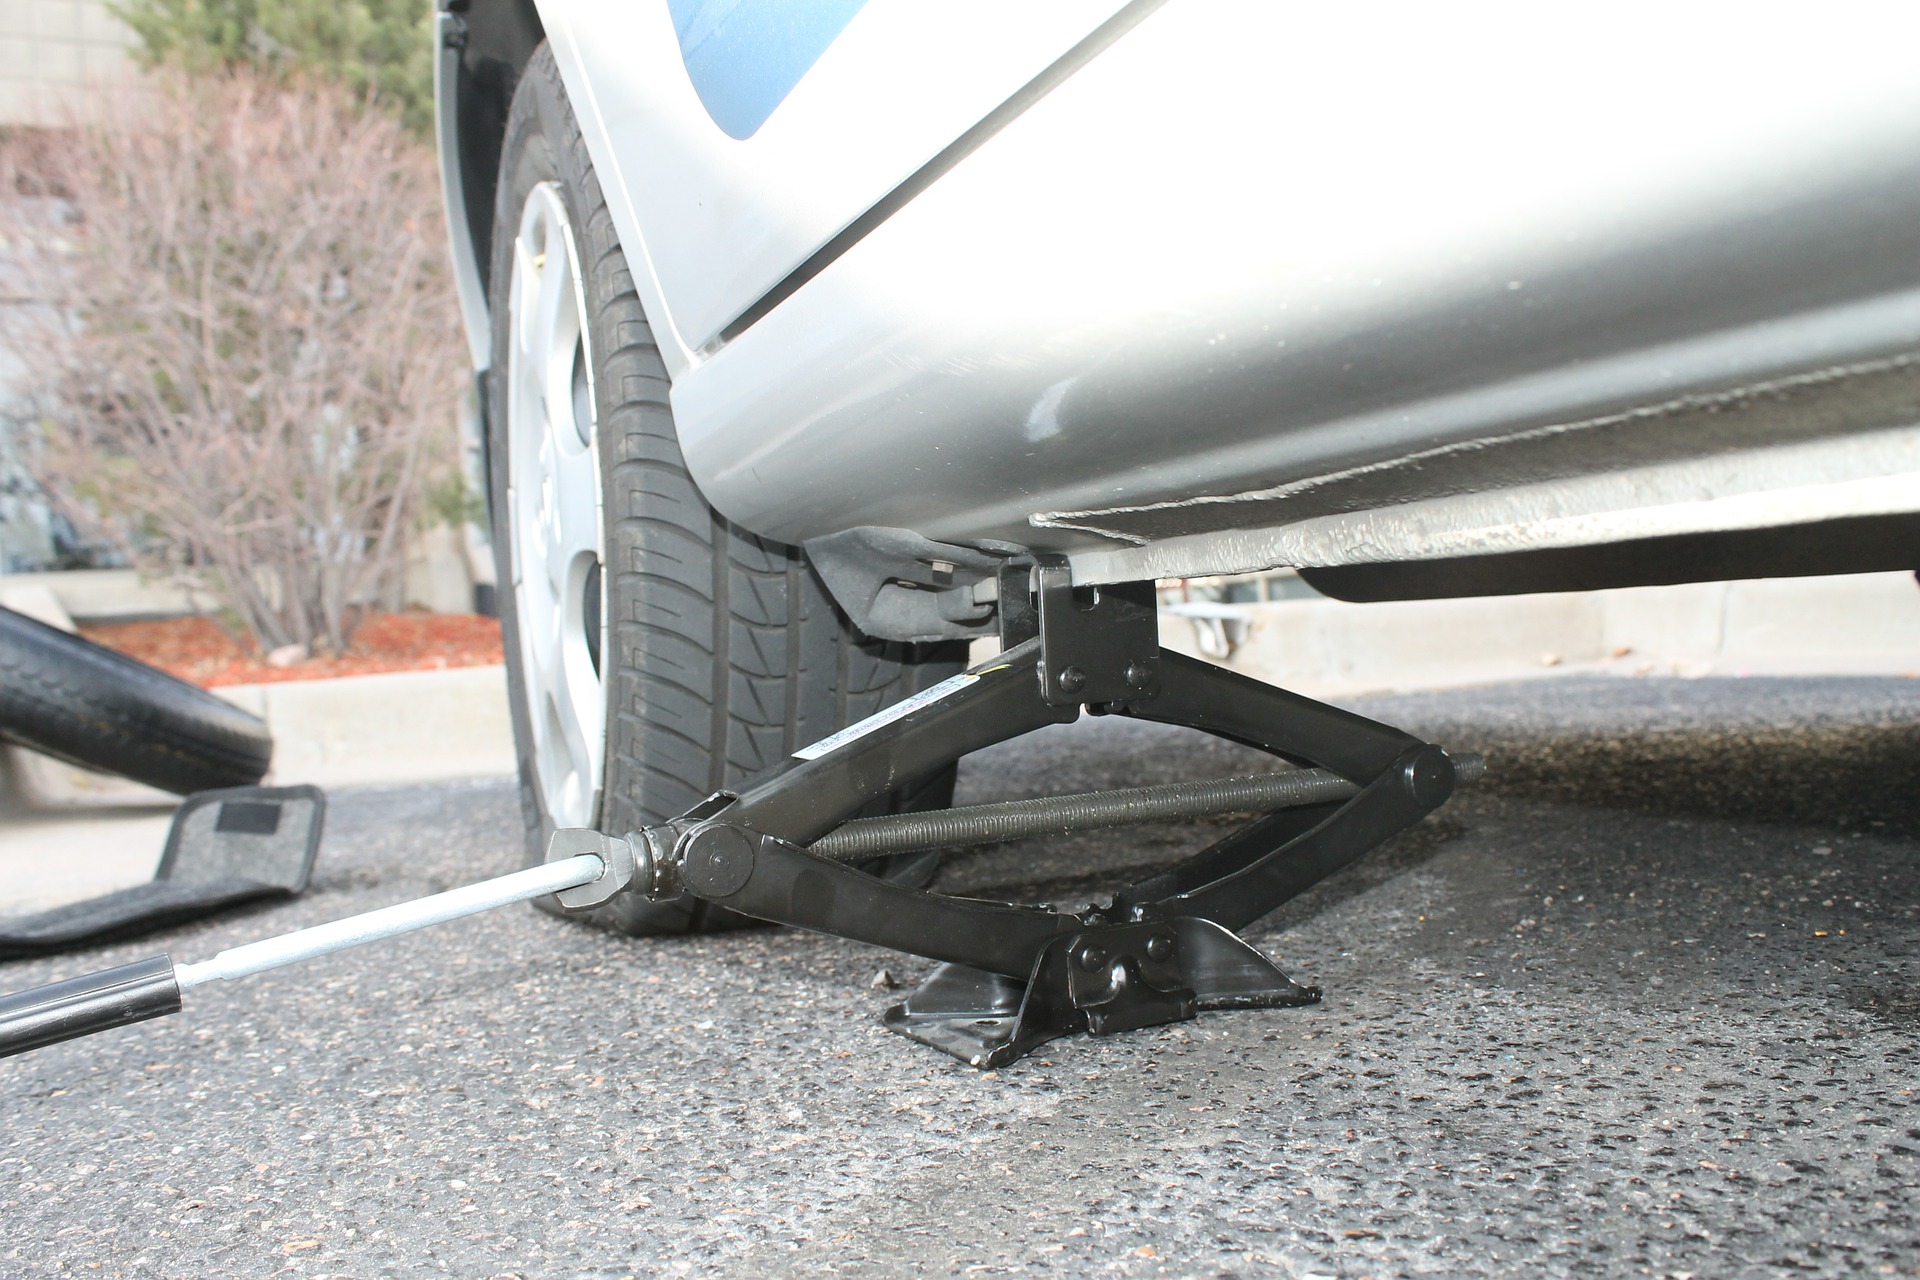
[1145, 932, 1175, 962]
[1076, 943, 1108, 972]
[1057, 666, 1088, 695]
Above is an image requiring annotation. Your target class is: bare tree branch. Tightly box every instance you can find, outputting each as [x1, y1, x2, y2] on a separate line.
[2, 70, 464, 653]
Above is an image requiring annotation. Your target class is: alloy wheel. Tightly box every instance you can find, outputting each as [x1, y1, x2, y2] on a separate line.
[504, 181, 607, 829]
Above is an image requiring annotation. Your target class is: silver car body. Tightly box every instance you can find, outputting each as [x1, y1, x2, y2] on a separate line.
[443, 0, 1920, 605]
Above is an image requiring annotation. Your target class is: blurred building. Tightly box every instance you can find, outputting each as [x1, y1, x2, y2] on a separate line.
[0, 0, 134, 127]
[1, 1, 135, 571]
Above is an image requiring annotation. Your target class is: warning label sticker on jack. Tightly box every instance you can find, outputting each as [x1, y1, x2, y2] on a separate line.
[792, 671, 981, 760]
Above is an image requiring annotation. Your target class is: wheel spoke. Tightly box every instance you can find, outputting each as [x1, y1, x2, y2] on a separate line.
[550, 438, 601, 568]
[524, 566, 561, 682]
[547, 654, 594, 805]
[511, 237, 542, 362]
[526, 219, 572, 381]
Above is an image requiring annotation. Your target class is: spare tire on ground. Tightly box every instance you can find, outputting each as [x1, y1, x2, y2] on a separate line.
[0, 605, 273, 795]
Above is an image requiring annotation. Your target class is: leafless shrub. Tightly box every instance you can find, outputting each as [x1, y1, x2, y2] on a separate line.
[0, 70, 463, 653]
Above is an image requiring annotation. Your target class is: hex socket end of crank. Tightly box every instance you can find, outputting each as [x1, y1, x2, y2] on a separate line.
[545, 828, 681, 910]
[545, 829, 631, 910]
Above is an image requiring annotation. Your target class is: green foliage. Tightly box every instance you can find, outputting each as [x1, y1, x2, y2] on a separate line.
[426, 471, 486, 531]
[110, 0, 436, 135]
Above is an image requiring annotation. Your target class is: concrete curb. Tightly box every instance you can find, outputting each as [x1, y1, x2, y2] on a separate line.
[5, 665, 516, 811]
[0, 578, 517, 805]
[1162, 570, 1920, 696]
[0, 570, 198, 622]
[218, 665, 515, 789]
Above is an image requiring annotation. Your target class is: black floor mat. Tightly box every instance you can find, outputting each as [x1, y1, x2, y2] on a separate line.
[0, 786, 323, 958]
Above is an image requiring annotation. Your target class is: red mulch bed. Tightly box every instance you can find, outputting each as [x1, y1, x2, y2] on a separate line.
[79, 612, 504, 688]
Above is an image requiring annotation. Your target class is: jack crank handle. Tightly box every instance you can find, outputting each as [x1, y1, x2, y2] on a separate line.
[0, 852, 609, 1060]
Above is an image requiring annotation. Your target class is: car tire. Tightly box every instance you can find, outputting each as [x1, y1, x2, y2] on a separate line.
[486, 45, 966, 935]
[0, 605, 273, 795]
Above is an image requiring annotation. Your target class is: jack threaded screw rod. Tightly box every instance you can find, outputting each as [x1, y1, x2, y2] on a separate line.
[810, 753, 1484, 863]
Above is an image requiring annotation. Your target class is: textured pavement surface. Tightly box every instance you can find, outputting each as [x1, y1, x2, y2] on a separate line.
[1, 676, 1917, 1279]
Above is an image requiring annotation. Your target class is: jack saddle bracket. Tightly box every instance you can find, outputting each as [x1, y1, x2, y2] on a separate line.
[562, 558, 1479, 1069]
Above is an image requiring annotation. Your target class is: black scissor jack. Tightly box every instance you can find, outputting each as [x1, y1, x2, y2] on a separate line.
[545, 560, 1472, 1067]
[0, 560, 1474, 1067]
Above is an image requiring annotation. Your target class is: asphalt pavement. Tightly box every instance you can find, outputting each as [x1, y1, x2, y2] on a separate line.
[2, 675, 1917, 1279]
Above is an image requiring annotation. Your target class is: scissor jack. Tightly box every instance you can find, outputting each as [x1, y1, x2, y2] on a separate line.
[547, 559, 1475, 1066]
[0, 561, 1475, 1068]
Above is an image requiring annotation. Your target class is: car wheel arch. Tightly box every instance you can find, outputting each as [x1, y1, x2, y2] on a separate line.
[437, 0, 546, 371]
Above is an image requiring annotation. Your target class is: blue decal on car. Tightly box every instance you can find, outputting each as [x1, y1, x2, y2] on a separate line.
[667, 0, 869, 140]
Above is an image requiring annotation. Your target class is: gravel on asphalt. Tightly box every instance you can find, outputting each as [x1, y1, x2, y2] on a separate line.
[1, 676, 1916, 1279]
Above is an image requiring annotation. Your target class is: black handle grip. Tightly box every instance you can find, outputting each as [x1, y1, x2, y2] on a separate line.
[0, 956, 182, 1058]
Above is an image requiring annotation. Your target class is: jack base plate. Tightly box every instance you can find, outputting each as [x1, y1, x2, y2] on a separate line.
[882, 916, 1320, 1068]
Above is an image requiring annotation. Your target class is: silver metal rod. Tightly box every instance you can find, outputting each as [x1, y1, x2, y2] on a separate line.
[811, 753, 1484, 863]
[173, 854, 604, 991]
